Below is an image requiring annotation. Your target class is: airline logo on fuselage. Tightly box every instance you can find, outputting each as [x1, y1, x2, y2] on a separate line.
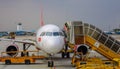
[38, 37, 41, 42]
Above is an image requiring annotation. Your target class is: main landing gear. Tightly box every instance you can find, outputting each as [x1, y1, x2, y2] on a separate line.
[62, 52, 70, 58]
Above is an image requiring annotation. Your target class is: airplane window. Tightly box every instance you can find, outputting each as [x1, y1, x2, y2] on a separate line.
[46, 32, 52, 36]
[40, 32, 45, 36]
[53, 32, 59, 36]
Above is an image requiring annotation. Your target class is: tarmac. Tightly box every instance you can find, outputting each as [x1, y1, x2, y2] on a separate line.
[0, 35, 120, 69]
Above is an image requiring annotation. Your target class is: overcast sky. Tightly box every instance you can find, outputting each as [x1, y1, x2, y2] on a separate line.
[0, 0, 120, 31]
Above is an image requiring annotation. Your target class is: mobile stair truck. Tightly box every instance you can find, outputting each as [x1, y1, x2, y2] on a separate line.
[64, 21, 120, 69]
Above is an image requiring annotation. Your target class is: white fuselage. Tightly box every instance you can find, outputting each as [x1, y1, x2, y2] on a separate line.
[36, 24, 64, 55]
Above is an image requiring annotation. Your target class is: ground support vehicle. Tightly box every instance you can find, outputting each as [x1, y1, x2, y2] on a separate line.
[0, 51, 46, 64]
[64, 21, 120, 69]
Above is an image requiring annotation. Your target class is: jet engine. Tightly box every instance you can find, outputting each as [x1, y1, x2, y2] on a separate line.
[76, 45, 88, 55]
[6, 44, 19, 57]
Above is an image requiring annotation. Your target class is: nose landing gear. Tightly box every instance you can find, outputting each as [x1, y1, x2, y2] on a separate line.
[48, 55, 54, 67]
[48, 60, 54, 67]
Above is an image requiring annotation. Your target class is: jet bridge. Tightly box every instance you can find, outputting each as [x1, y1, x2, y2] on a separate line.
[64, 21, 120, 60]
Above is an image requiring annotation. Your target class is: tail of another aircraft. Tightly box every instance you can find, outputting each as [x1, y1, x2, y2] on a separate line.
[40, 6, 44, 26]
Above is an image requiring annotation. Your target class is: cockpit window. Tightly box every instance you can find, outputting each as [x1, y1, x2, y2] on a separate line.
[46, 32, 52, 36]
[53, 32, 59, 36]
[40, 32, 64, 36]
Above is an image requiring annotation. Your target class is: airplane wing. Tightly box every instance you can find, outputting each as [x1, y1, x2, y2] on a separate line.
[0, 38, 35, 45]
[0, 38, 40, 50]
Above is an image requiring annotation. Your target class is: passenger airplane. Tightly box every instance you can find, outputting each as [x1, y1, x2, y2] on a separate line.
[37, 24, 65, 67]
[0, 9, 65, 67]
[36, 24, 64, 55]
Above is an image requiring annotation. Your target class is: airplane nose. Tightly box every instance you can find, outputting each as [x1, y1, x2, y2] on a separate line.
[48, 38, 60, 46]
[43, 37, 64, 54]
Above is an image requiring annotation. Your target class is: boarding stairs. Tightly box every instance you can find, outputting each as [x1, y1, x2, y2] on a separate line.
[65, 21, 120, 60]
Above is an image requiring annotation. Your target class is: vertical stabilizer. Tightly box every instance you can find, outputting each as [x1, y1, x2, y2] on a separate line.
[40, 6, 44, 26]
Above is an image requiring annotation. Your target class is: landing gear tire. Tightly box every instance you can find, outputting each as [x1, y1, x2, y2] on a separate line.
[48, 61, 54, 67]
[62, 52, 70, 58]
[5, 60, 11, 65]
[66, 52, 70, 58]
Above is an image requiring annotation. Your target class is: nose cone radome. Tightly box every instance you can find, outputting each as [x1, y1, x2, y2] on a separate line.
[43, 38, 64, 54]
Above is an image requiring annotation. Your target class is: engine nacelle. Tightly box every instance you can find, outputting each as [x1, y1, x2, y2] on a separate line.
[6, 44, 19, 57]
[77, 45, 88, 55]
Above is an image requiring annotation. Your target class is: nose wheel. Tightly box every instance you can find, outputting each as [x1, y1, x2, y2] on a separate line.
[48, 55, 54, 67]
[48, 60, 54, 67]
